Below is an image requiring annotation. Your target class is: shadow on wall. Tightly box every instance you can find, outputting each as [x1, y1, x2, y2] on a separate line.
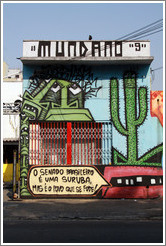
[3, 163, 20, 182]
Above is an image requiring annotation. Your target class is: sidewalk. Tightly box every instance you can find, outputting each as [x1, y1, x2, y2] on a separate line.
[3, 187, 163, 222]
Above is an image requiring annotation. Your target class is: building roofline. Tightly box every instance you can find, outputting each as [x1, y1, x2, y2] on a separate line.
[20, 56, 154, 65]
[23, 40, 150, 42]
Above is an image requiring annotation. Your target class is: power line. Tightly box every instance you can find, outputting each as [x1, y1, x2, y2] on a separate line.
[150, 67, 163, 85]
[116, 19, 163, 41]
[151, 67, 163, 71]
[118, 19, 162, 40]
[93, 19, 162, 55]
[69, 19, 163, 61]
[121, 24, 162, 40]
[129, 29, 163, 40]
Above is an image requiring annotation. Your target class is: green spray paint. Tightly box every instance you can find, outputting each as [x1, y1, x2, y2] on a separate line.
[20, 78, 94, 197]
[110, 72, 162, 166]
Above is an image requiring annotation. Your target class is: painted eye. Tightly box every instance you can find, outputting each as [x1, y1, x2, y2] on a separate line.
[45, 79, 51, 83]
[51, 83, 61, 93]
[69, 84, 81, 95]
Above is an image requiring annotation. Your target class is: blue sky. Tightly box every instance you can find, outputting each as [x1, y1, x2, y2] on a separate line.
[3, 2, 164, 90]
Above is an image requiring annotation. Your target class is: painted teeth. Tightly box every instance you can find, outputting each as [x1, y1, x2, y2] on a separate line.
[25, 105, 37, 113]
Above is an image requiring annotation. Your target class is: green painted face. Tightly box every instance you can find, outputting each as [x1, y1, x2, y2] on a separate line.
[21, 79, 93, 121]
[41, 79, 83, 108]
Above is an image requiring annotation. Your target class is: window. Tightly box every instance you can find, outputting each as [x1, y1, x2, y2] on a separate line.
[29, 121, 112, 166]
[130, 179, 134, 185]
[125, 179, 129, 185]
[31, 46, 36, 51]
[3, 145, 18, 163]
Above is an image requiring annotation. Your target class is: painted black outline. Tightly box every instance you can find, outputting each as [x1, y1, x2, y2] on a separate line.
[56, 41, 64, 57]
[38, 41, 51, 57]
[115, 41, 122, 57]
[92, 41, 101, 57]
[112, 142, 163, 167]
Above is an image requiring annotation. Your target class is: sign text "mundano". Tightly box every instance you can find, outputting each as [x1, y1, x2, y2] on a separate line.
[37, 41, 123, 58]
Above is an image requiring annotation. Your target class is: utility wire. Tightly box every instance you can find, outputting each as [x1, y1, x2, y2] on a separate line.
[118, 19, 162, 40]
[69, 19, 163, 60]
[98, 20, 162, 53]
[121, 24, 163, 40]
[151, 67, 163, 85]
[129, 29, 163, 40]
[151, 67, 163, 71]
[101, 19, 163, 51]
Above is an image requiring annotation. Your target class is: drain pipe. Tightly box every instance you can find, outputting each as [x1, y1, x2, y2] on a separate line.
[13, 150, 17, 199]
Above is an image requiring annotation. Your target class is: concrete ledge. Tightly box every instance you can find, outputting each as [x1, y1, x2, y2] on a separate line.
[20, 56, 154, 65]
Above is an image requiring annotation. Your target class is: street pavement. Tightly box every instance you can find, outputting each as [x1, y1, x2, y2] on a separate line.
[3, 187, 163, 243]
[3, 220, 163, 243]
[3, 187, 163, 222]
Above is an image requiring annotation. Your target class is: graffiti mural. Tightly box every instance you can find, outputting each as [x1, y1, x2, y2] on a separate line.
[102, 166, 163, 198]
[28, 65, 102, 103]
[28, 165, 111, 197]
[20, 66, 102, 197]
[20, 64, 163, 199]
[150, 91, 163, 126]
[22, 79, 93, 121]
[110, 72, 163, 166]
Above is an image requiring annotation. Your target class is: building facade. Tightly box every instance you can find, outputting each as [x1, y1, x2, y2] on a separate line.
[3, 62, 22, 182]
[19, 40, 163, 198]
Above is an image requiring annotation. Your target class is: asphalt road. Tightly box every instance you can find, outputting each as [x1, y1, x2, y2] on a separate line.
[3, 220, 163, 243]
[3, 187, 164, 244]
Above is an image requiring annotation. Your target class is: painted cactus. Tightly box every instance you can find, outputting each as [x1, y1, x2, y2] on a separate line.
[110, 72, 163, 166]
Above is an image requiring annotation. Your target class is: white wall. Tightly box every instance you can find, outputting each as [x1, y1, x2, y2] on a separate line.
[3, 81, 22, 103]
[22, 40, 151, 58]
[3, 115, 20, 140]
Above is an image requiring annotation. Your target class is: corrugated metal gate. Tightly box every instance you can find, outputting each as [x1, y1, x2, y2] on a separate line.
[29, 122, 112, 165]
